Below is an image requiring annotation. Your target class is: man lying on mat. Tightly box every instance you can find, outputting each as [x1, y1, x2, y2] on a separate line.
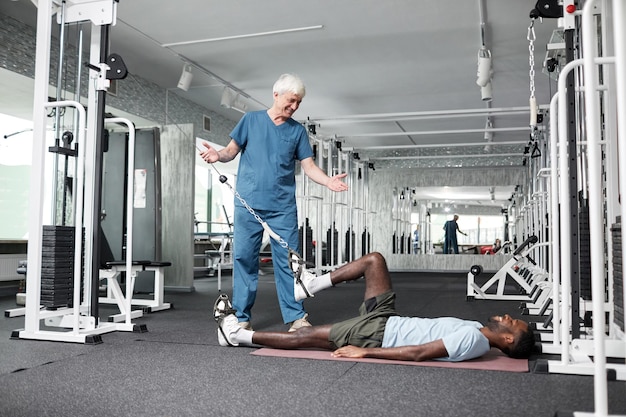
[213, 252, 535, 362]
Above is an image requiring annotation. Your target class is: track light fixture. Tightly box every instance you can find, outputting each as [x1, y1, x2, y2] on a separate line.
[483, 118, 493, 152]
[476, 47, 492, 87]
[220, 87, 248, 113]
[480, 81, 492, 102]
[177, 64, 193, 91]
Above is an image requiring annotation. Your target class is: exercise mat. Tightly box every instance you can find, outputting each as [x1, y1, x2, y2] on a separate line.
[250, 347, 528, 372]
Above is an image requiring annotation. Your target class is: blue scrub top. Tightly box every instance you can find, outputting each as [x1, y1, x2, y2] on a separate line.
[230, 110, 313, 210]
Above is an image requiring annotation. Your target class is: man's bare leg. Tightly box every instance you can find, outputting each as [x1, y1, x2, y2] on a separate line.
[251, 325, 334, 349]
[328, 252, 392, 300]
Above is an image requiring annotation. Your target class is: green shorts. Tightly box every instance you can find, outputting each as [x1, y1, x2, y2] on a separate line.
[328, 291, 396, 349]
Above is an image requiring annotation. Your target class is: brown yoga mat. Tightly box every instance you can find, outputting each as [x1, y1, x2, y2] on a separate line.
[250, 347, 528, 372]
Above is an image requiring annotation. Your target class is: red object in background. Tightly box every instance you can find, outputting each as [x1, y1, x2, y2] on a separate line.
[479, 245, 493, 255]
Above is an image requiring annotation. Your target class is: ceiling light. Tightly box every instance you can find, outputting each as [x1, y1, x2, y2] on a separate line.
[476, 47, 492, 87]
[483, 118, 493, 152]
[220, 87, 248, 113]
[177, 64, 193, 91]
[480, 81, 492, 102]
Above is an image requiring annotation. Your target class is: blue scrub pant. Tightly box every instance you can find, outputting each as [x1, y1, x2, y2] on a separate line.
[232, 204, 306, 324]
[443, 235, 459, 254]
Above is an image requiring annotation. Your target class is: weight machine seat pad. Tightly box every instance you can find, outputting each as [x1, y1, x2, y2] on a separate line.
[104, 260, 152, 268]
[102, 260, 172, 271]
[146, 261, 172, 267]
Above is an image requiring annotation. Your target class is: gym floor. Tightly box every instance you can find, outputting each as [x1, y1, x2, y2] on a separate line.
[1, 271, 625, 417]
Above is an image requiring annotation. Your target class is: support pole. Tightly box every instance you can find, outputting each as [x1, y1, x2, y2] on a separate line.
[614, 0, 626, 374]
[24, 0, 53, 334]
[89, 24, 111, 323]
[581, 1, 608, 411]
[564, 27, 581, 340]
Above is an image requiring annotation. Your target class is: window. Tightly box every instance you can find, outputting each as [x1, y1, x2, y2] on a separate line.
[193, 139, 238, 237]
[0, 114, 47, 239]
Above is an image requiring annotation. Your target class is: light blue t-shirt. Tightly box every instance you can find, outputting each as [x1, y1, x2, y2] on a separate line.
[382, 316, 490, 362]
[230, 110, 313, 210]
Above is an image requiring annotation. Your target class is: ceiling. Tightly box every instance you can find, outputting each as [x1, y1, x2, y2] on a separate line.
[0, 0, 560, 207]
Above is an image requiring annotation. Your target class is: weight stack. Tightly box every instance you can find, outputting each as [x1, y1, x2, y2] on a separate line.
[361, 229, 370, 256]
[41, 225, 75, 309]
[612, 217, 623, 332]
[579, 201, 592, 300]
[326, 224, 339, 265]
[345, 227, 355, 261]
[298, 218, 314, 263]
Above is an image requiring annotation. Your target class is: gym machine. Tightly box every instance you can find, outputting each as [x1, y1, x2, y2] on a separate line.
[466, 235, 549, 301]
[13, 0, 144, 343]
[297, 133, 374, 271]
[98, 127, 172, 320]
[522, 2, 626, 416]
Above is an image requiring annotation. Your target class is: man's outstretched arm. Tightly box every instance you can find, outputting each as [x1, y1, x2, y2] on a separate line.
[331, 340, 449, 362]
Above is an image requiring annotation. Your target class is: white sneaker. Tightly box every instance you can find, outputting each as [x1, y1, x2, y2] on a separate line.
[217, 314, 240, 347]
[294, 268, 317, 301]
[288, 314, 312, 332]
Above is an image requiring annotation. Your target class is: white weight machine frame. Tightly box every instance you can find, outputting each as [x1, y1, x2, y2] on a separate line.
[532, 2, 626, 416]
[466, 236, 549, 301]
[13, 0, 144, 344]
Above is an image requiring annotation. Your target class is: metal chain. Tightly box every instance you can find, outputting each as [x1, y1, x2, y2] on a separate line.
[214, 167, 291, 249]
[527, 19, 536, 99]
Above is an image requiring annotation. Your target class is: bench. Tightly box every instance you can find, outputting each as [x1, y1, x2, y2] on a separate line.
[99, 260, 172, 322]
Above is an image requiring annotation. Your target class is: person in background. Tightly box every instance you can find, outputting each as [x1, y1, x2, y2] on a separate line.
[443, 214, 467, 254]
[199, 73, 348, 332]
[412, 225, 420, 254]
[490, 238, 502, 254]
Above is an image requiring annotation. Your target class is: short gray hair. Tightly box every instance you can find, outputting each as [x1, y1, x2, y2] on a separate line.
[273, 73, 306, 98]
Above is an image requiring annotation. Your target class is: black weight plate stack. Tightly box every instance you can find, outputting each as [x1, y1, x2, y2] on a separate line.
[345, 227, 355, 260]
[579, 203, 592, 300]
[361, 229, 370, 256]
[326, 223, 339, 265]
[298, 218, 314, 263]
[41, 226, 75, 309]
[612, 217, 623, 331]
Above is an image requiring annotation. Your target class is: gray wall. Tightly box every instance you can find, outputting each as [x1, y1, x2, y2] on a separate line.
[160, 124, 196, 290]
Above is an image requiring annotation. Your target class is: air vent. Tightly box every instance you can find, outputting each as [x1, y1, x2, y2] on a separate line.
[203, 115, 211, 132]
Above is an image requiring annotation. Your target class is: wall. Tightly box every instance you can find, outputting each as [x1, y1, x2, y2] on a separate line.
[160, 124, 195, 291]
